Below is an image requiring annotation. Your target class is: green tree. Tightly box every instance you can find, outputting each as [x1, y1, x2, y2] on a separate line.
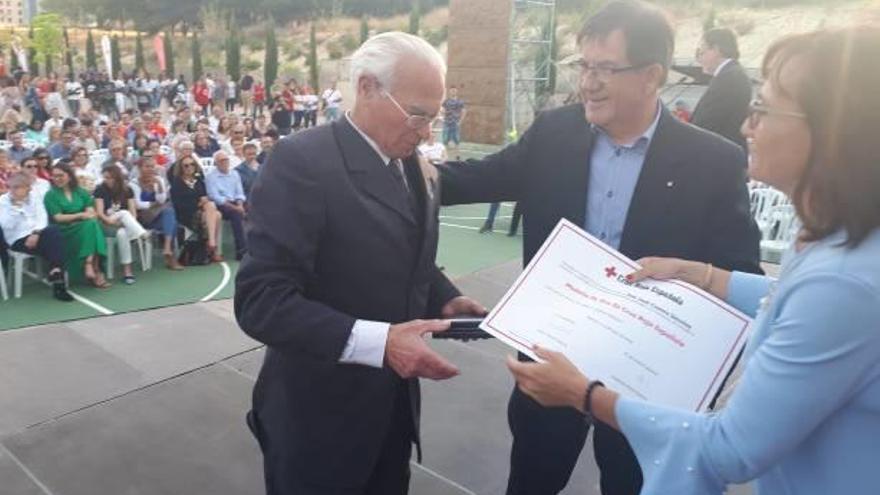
[307, 22, 318, 91]
[360, 15, 369, 44]
[163, 30, 175, 76]
[408, 0, 420, 35]
[226, 28, 241, 82]
[264, 22, 278, 89]
[85, 30, 97, 70]
[191, 33, 203, 81]
[110, 35, 121, 78]
[135, 33, 145, 72]
[63, 27, 74, 78]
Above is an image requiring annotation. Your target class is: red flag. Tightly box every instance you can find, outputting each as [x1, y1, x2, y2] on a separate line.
[153, 34, 166, 74]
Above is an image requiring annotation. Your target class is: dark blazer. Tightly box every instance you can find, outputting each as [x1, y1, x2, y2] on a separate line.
[438, 104, 761, 274]
[234, 118, 460, 489]
[691, 60, 753, 151]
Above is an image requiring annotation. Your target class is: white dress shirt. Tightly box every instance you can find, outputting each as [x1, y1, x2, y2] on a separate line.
[0, 191, 48, 244]
[714, 58, 733, 77]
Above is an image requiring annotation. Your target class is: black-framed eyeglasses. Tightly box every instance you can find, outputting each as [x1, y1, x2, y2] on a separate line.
[747, 99, 808, 129]
[23, 164, 37, 169]
[572, 59, 652, 80]
[141, 154, 155, 159]
[382, 91, 436, 130]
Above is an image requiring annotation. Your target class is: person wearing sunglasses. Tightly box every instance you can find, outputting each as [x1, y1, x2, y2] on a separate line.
[437, 2, 761, 494]
[169, 156, 223, 262]
[19, 156, 50, 200]
[507, 27, 880, 495]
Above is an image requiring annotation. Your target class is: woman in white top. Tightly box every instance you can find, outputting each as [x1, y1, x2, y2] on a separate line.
[0, 172, 73, 300]
[226, 77, 237, 113]
[93, 164, 149, 284]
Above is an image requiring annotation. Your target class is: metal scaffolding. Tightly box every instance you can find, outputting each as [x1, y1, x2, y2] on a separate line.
[506, 0, 557, 138]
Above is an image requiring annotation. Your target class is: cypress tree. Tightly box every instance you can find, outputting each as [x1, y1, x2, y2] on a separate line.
[110, 36, 121, 78]
[135, 33, 145, 72]
[226, 28, 241, 82]
[85, 30, 97, 71]
[191, 33, 202, 81]
[63, 27, 74, 78]
[264, 23, 278, 90]
[360, 15, 369, 44]
[308, 22, 319, 91]
[163, 31, 175, 76]
[408, 0, 420, 35]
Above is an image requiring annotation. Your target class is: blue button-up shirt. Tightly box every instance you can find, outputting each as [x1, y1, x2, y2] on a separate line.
[205, 167, 246, 205]
[585, 105, 661, 249]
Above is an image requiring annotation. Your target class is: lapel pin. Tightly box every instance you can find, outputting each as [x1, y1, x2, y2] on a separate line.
[666, 181, 675, 188]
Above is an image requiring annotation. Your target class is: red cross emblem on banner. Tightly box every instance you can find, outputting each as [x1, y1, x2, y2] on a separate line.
[605, 266, 618, 278]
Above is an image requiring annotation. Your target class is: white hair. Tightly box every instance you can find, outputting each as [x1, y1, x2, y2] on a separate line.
[349, 31, 446, 91]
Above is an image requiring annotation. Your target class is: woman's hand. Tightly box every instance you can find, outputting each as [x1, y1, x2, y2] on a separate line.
[630, 257, 733, 300]
[507, 346, 590, 412]
[629, 257, 708, 286]
[80, 209, 96, 220]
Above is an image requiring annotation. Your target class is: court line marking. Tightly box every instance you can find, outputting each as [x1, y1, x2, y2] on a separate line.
[66, 290, 115, 315]
[410, 462, 478, 495]
[439, 215, 512, 220]
[201, 262, 232, 302]
[440, 222, 481, 231]
[0, 443, 56, 495]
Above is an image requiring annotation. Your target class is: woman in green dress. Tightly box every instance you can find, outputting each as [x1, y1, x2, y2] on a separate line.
[44, 162, 110, 288]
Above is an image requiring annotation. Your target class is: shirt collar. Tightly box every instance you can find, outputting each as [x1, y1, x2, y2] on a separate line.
[345, 112, 392, 166]
[591, 100, 663, 153]
[714, 58, 733, 77]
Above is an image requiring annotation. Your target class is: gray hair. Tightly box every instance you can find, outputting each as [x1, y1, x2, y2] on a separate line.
[349, 31, 446, 92]
[8, 172, 30, 188]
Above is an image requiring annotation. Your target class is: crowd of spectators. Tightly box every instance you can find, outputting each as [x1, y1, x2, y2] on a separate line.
[0, 67, 344, 301]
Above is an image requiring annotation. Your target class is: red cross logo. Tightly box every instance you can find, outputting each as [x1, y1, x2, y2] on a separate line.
[605, 266, 618, 278]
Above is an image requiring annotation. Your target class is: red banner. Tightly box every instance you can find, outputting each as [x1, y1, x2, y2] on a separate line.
[153, 34, 166, 74]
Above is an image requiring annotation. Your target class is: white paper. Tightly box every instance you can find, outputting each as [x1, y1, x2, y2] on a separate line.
[482, 219, 752, 412]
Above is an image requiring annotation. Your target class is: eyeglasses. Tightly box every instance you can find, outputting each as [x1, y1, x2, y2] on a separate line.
[23, 164, 37, 169]
[181, 162, 197, 168]
[382, 91, 436, 130]
[141, 154, 155, 159]
[747, 99, 808, 129]
[572, 60, 652, 81]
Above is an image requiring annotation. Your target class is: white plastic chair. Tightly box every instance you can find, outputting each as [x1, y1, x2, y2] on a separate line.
[751, 188, 790, 239]
[104, 236, 151, 280]
[760, 205, 800, 263]
[3, 251, 40, 299]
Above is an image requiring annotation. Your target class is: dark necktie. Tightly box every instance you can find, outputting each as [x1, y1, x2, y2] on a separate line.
[389, 159, 419, 217]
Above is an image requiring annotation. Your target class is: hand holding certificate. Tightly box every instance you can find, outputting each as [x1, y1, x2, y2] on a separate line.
[483, 219, 752, 412]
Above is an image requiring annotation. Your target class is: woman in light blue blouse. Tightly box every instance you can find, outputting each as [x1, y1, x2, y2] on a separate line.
[507, 28, 880, 495]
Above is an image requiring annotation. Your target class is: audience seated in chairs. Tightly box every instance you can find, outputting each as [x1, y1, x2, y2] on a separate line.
[0, 172, 73, 301]
[43, 163, 110, 288]
[205, 150, 248, 260]
[130, 154, 184, 271]
[93, 165, 150, 285]
[170, 155, 223, 263]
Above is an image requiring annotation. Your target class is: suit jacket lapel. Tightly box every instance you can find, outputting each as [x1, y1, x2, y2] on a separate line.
[619, 109, 684, 253]
[332, 118, 417, 226]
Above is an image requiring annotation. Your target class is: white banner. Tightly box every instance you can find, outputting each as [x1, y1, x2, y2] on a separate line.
[101, 35, 112, 76]
[12, 37, 27, 73]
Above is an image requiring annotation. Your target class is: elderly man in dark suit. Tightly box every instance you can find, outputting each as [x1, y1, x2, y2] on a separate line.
[437, 2, 761, 495]
[235, 32, 485, 495]
[692, 27, 753, 152]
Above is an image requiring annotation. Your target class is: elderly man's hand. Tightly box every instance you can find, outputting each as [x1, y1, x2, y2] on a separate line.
[385, 319, 459, 380]
[441, 296, 488, 319]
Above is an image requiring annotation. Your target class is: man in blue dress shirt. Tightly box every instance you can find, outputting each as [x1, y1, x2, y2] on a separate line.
[437, 1, 761, 494]
[205, 150, 247, 260]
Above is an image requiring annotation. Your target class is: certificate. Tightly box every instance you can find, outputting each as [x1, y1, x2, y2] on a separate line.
[481, 219, 752, 412]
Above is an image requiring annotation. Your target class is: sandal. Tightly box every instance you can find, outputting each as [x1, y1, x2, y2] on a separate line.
[164, 253, 184, 271]
[91, 275, 112, 289]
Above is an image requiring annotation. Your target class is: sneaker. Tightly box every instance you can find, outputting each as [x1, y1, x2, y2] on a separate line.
[123, 275, 136, 285]
[479, 225, 493, 234]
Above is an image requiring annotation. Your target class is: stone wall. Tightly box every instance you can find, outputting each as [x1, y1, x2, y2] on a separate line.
[447, 0, 511, 145]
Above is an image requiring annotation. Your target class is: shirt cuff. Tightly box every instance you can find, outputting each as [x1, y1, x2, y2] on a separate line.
[339, 320, 390, 369]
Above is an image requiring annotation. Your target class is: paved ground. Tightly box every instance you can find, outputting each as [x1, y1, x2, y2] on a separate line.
[0, 259, 757, 495]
